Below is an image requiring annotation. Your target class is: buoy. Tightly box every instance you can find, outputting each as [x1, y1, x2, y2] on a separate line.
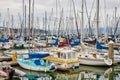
[12, 52, 17, 61]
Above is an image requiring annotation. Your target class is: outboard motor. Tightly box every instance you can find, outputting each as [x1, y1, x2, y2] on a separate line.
[8, 68, 15, 80]
[50, 63, 56, 70]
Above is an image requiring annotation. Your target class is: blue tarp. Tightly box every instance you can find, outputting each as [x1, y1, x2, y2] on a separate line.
[96, 41, 119, 51]
[15, 36, 21, 40]
[70, 39, 80, 47]
[48, 39, 59, 46]
[47, 36, 58, 45]
[28, 52, 50, 58]
[69, 36, 80, 47]
[0, 38, 9, 42]
[40, 36, 46, 40]
[53, 40, 59, 46]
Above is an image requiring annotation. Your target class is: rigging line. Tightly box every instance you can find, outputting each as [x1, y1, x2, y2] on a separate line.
[113, 17, 120, 37]
[48, 8, 53, 35]
[104, 0, 107, 22]
[89, 0, 95, 19]
[104, 0, 108, 34]
[84, 0, 95, 27]
[99, 0, 105, 27]
[72, 0, 80, 38]
[58, 0, 62, 16]
[69, 0, 72, 17]
[58, 8, 63, 36]
[84, 0, 93, 36]
[101, 2, 109, 35]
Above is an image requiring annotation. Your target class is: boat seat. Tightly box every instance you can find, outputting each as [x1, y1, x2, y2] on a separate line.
[34, 60, 41, 65]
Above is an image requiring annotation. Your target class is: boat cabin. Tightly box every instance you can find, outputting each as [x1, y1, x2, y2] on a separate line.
[56, 50, 77, 60]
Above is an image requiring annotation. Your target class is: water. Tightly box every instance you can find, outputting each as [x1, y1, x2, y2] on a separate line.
[1, 51, 120, 80]
[13, 65, 120, 80]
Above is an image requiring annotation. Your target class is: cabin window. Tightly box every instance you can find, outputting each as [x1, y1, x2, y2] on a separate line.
[68, 52, 71, 59]
[60, 53, 64, 59]
[64, 53, 66, 59]
[58, 53, 60, 58]
[85, 56, 88, 57]
[71, 53, 75, 59]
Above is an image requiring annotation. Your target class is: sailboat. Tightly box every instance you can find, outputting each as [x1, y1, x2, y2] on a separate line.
[77, 0, 113, 66]
[77, 49, 112, 66]
[0, 37, 11, 50]
[17, 52, 57, 72]
[17, 0, 56, 72]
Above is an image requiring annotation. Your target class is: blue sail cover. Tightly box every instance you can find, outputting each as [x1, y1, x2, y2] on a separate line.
[70, 39, 80, 47]
[40, 36, 46, 40]
[69, 36, 80, 47]
[48, 36, 58, 46]
[96, 41, 119, 51]
[28, 52, 50, 58]
[15, 36, 21, 40]
[0, 38, 9, 42]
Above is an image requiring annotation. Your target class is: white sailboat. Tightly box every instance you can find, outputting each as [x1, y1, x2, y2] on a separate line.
[77, 50, 112, 66]
[77, 0, 113, 66]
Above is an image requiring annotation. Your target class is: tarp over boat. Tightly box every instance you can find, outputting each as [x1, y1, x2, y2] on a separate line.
[28, 52, 50, 58]
[70, 36, 80, 47]
[0, 38, 9, 42]
[96, 41, 119, 51]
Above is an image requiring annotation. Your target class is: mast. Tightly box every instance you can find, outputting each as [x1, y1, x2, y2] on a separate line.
[45, 11, 47, 35]
[58, 8, 63, 36]
[18, 13, 22, 36]
[72, 0, 80, 39]
[7, 8, 10, 36]
[32, 0, 35, 36]
[22, 0, 25, 37]
[43, 16, 45, 35]
[106, 14, 109, 34]
[54, 0, 58, 35]
[11, 15, 14, 36]
[28, 0, 31, 52]
[29, 0, 31, 37]
[36, 17, 39, 34]
[25, 5, 27, 37]
[96, 0, 99, 39]
[114, 7, 117, 35]
[48, 8, 53, 35]
[81, 0, 84, 41]
[56, 0, 58, 18]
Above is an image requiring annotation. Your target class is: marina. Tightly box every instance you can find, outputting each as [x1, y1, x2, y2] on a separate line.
[0, 0, 120, 80]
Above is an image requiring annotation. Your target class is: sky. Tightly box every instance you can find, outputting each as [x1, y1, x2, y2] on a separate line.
[0, 0, 120, 31]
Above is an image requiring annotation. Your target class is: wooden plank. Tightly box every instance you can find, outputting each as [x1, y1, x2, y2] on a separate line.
[0, 77, 5, 80]
[7, 61, 18, 66]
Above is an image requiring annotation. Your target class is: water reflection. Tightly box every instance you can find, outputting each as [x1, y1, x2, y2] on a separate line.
[14, 65, 120, 80]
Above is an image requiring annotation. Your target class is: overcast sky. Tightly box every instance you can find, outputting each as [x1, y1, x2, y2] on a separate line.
[0, 0, 120, 30]
[0, 0, 119, 13]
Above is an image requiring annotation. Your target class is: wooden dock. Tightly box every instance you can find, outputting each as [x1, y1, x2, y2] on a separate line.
[0, 77, 5, 80]
[0, 61, 18, 66]
[0, 56, 11, 61]
[7, 61, 18, 66]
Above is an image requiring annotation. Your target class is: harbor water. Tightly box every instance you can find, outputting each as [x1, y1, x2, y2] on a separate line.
[14, 65, 120, 80]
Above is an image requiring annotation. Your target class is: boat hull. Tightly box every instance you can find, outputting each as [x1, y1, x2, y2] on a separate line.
[17, 59, 56, 72]
[56, 63, 79, 71]
[78, 57, 111, 66]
